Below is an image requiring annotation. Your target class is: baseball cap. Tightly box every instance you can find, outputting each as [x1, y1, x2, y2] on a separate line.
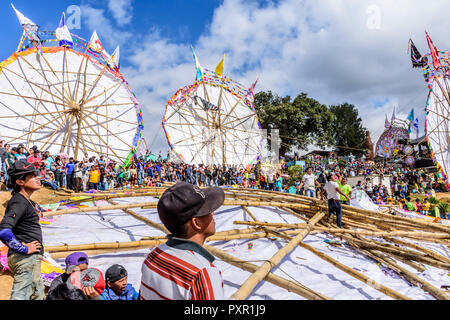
[69, 268, 105, 294]
[157, 182, 225, 229]
[105, 264, 128, 283]
[65, 252, 89, 273]
[7, 160, 38, 189]
[7, 160, 36, 178]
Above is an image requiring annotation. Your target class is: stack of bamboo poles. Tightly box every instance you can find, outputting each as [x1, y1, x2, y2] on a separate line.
[43, 187, 450, 300]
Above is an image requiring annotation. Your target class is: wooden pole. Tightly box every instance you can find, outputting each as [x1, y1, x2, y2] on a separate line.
[229, 211, 325, 300]
[261, 227, 410, 300]
[106, 199, 169, 234]
[204, 244, 330, 300]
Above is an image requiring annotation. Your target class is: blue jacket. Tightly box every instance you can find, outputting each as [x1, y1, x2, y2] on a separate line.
[100, 284, 139, 300]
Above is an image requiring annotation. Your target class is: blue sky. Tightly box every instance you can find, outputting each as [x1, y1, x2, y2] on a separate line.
[2, 1, 220, 63]
[2, 0, 449, 154]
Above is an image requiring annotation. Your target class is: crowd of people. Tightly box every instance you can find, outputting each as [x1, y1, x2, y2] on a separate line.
[0, 137, 448, 300]
[0, 160, 225, 300]
[1, 141, 447, 199]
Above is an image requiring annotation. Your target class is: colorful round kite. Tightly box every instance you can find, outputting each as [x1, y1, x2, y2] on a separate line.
[0, 6, 143, 164]
[409, 33, 449, 185]
[375, 127, 409, 159]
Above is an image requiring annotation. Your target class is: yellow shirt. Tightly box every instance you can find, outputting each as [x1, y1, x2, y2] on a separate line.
[89, 170, 100, 183]
[422, 202, 431, 211]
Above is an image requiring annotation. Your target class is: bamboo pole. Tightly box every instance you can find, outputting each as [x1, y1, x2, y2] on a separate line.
[106, 199, 168, 234]
[203, 244, 330, 300]
[233, 221, 449, 240]
[382, 236, 450, 264]
[229, 211, 326, 300]
[339, 235, 450, 270]
[338, 234, 450, 300]
[42, 201, 159, 217]
[45, 239, 167, 253]
[241, 206, 258, 221]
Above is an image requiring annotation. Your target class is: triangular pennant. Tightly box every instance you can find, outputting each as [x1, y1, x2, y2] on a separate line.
[11, 3, 40, 42]
[215, 54, 225, 77]
[112, 46, 120, 69]
[246, 78, 259, 102]
[56, 12, 73, 48]
[384, 115, 391, 129]
[409, 39, 428, 68]
[425, 32, 441, 71]
[87, 31, 104, 53]
[190, 46, 203, 81]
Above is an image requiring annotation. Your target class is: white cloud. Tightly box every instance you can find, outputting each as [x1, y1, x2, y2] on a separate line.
[107, 0, 133, 26]
[116, 0, 450, 154]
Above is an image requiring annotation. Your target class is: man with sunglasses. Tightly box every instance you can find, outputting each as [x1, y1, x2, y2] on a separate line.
[0, 160, 44, 300]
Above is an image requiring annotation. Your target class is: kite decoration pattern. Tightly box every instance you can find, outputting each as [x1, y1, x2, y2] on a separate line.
[0, 5, 144, 164]
[375, 110, 410, 159]
[162, 48, 263, 167]
[409, 33, 450, 186]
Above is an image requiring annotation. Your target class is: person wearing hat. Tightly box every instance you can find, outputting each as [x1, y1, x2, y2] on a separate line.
[0, 160, 44, 299]
[47, 252, 89, 296]
[69, 267, 106, 300]
[140, 182, 225, 300]
[99, 264, 139, 300]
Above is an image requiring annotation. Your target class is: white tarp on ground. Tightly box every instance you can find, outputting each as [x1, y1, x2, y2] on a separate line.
[41, 196, 450, 300]
[350, 189, 380, 212]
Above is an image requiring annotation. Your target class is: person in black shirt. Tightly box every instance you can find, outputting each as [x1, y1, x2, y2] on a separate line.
[0, 160, 44, 300]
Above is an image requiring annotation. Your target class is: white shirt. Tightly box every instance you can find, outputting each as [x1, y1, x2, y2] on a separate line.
[325, 181, 340, 200]
[302, 174, 316, 190]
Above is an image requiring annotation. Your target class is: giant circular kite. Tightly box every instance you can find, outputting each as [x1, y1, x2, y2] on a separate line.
[162, 53, 262, 167]
[375, 126, 409, 159]
[0, 6, 143, 164]
[409, 34, 449, 185]
[425, 77, 449, 184]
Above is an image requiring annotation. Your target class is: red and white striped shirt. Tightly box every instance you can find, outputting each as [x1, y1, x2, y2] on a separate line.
[139, 236, 224, 300]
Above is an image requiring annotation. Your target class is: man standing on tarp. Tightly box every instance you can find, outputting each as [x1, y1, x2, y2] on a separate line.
[0, 160, 44, 300]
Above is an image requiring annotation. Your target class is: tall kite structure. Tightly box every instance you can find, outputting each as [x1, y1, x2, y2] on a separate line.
[162, 48, 262, 167]
[0, 5, 144, 165]
[409, 34, 450, 186]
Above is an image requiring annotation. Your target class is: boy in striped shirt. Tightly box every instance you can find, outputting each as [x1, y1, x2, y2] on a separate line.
[139, 182, 225, 300]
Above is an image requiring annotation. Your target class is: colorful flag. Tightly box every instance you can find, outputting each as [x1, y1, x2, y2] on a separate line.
[425, 32, 441, 71]
[87, 31, 104, 54]
[55, 12, 73, 48]
[246, 78, 259, 102]
[190, 46, 203, 81]
[391, 108, 395, 124]
[413, 117, 419, 137]
[409, 39, 428, 68]
[407, 109, 415, 123]
[384, 115, 391, 129]
[215, 54, 225, 77]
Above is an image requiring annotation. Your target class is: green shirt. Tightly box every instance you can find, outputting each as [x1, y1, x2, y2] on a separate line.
[5, 152, 15, 167]
[339, 183, 352, 201]
[406, 202, 415, 211]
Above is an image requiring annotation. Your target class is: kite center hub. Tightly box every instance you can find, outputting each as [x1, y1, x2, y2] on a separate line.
[69, 102, 81, 112]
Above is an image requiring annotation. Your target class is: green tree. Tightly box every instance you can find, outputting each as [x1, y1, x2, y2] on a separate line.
[329, 103, 366, 157]
[254, 91, 335, 156]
